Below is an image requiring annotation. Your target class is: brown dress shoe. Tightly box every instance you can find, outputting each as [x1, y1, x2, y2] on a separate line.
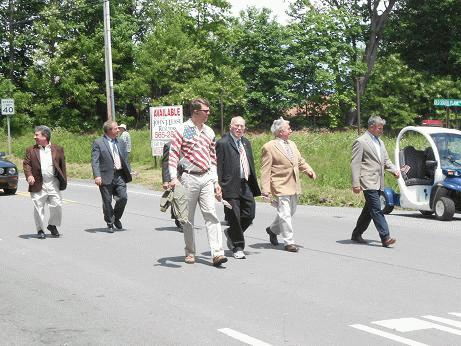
[382, 237, 396, 247]
[284, 244, 298, 252]
[351, 234, 367, 244]
[212, 255, 228, 267]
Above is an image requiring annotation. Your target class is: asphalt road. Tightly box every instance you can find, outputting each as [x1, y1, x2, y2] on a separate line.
[1, 179, 461, 345]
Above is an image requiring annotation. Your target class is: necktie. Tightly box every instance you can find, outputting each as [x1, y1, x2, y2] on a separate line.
[284, 140, 294, 162]
[237, 139, 250, 181]
[112, 140, 122, 170]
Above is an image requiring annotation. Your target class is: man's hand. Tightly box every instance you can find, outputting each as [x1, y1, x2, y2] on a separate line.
[307, 170, 317, 180]
[393, 170, 401, 178]
[94, 177, 102, 186]
[169, 178, 179, 189]
[162, 182, 169, 190]
[352, 186, 361, 194]
[261, 192, 271, 199]
[214, 182, 222, 201]
[27, 176, 35, 185]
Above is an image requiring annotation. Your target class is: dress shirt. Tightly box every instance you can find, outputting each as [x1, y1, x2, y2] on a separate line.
[368, 132, 382, 161]
[39, 144, 55, 181]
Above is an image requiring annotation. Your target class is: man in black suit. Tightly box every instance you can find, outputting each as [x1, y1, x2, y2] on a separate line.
[217, 116, 261, 259]
[91, 120, 132, 232]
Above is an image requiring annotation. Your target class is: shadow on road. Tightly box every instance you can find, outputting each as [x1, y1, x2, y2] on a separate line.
[249, 242, 287, 251]
[19, 234, 60, 240]
[154, 255, 215, 268]
[336, 239, 383, 247]
[154, 226, 182, 232]
[84, 228, 128, 233]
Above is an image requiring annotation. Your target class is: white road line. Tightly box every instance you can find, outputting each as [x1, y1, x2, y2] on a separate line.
[449, 312, 461, 317]
[350, 324, 428, 346]
[374, 317, 461, 336]
[218, 328, 272, 346]
[423, 315, 461, 329]
[67, 182, 163, 197]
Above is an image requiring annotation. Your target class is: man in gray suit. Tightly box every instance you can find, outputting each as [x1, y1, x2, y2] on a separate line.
[92, 120, 132, 232]
[351, 116, 400, 247]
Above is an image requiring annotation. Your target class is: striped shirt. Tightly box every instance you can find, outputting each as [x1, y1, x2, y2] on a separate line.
[168, 119, 218, 181]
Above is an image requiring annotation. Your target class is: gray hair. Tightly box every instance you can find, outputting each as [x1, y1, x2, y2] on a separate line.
[367, 116, 386, 127]
[35, 125, 51, 142]
[271, 117, 289, 136]
[230, 116, 246, 126]
[103, 120, 117, 134]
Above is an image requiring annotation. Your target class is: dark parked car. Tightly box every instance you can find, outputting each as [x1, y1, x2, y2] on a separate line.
[0, 152, 18, 194]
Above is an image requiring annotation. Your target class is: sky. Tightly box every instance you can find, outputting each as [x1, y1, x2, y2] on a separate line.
[228, 0, 290, 24]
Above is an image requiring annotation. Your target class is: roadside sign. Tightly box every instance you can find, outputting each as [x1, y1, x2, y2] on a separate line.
[149, 105, 183, 156]
[433, 98, 461, 107]
[1, 99, 15, 115]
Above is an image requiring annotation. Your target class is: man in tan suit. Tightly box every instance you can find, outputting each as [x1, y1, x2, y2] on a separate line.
[351, 115, 400, 247]
[261, 117, 316, 252]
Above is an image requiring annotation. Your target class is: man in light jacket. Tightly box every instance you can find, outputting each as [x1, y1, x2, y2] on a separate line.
[350, 115, 400, 247]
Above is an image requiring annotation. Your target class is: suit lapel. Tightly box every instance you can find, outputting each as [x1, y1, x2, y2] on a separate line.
[33, 145, 41, 164]
[103, 137, 115, 162]
[274, 140, 294, 164]
[364, 135, 381, 162]
[228, 135, 238, 153]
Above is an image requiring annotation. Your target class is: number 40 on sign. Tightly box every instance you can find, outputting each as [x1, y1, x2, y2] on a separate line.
[1, 99, 15, 115]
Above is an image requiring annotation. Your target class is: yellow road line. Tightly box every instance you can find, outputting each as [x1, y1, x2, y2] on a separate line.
[15, 191, 77, 204]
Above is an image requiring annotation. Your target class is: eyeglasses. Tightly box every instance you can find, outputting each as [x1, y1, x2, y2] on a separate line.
[197, 109, 210, 114]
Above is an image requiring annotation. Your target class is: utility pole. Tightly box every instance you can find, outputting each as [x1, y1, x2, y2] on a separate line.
[103, 0, 115, 121]
[6, 0, 14, 155]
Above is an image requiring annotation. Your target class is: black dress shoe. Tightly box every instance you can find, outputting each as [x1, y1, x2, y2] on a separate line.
[47, 225, 60, 237]
[37, 230, 46, 239]
[114, 219, 123, 230]
[351, 234, 367, 244]
[382, 237, 396, 247]
[284, 244, 298, 252]
[266, 227, 279, 245]
[107, 223, 115, 233]
[174, 219, 183, 229]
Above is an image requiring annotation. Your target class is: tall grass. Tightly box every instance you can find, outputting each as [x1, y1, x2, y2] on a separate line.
[0, 128, 401, 207]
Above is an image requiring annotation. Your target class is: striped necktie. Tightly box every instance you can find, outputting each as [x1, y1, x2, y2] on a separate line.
[237, 139, 250, 181]
[112, 140, 122, 170]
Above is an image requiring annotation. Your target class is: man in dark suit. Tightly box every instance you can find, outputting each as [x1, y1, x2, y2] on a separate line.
[92, 120, 132, 232]
[217, 116, 261, 259]
[23, 125, 67, 239]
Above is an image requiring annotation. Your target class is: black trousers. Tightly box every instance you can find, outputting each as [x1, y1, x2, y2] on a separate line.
[224, 180, 256, 250]
[352, 190, 390, 240]
[99, 171, 128, 224]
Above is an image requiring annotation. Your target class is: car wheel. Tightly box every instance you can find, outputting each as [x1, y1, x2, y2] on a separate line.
[419, 210, 434, 216]
[380, 192, 394, 214]
[434, 196, 455, 221]
[4, 188, 17, 195]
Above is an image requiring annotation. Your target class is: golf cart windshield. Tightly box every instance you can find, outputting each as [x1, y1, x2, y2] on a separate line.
[430, 133, 461, 169]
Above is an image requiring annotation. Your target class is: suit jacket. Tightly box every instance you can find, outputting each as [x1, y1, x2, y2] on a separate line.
[261, 139, 314, 197]
[351, 131, 396, 191]
[23, 144, 67, 193]
[91, 136, 132, 185]
[216, 134, 261, 199]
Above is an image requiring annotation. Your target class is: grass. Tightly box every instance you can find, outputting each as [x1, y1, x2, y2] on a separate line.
[0, 128, 402, 207]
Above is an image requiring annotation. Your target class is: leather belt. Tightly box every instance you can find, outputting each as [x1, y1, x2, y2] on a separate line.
[184, 169, 209, 176]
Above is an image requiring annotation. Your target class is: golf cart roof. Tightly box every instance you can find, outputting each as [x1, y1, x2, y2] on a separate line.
[400, 126, 461, 136]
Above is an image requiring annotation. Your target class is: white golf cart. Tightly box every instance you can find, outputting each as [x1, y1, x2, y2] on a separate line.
[381, 126, 461, 221]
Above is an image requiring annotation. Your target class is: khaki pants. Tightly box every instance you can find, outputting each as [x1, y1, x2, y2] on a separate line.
[180, 172, 224, 258]
[270, 194, 298, 245]
[30, 178, 62, 232]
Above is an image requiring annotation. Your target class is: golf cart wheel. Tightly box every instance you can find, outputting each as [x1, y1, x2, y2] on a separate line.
[434, 197, 455, 221]
[380, 192, 394, 214]
[419, 210, 434, 216]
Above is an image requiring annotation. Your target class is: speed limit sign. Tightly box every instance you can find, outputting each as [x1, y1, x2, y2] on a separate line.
[1, 99, 15, 115]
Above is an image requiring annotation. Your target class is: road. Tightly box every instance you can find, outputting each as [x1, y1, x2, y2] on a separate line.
[1, 179, 461, 345]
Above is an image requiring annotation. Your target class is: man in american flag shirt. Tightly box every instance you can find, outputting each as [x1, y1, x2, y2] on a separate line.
[168, 98, 228, 267]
